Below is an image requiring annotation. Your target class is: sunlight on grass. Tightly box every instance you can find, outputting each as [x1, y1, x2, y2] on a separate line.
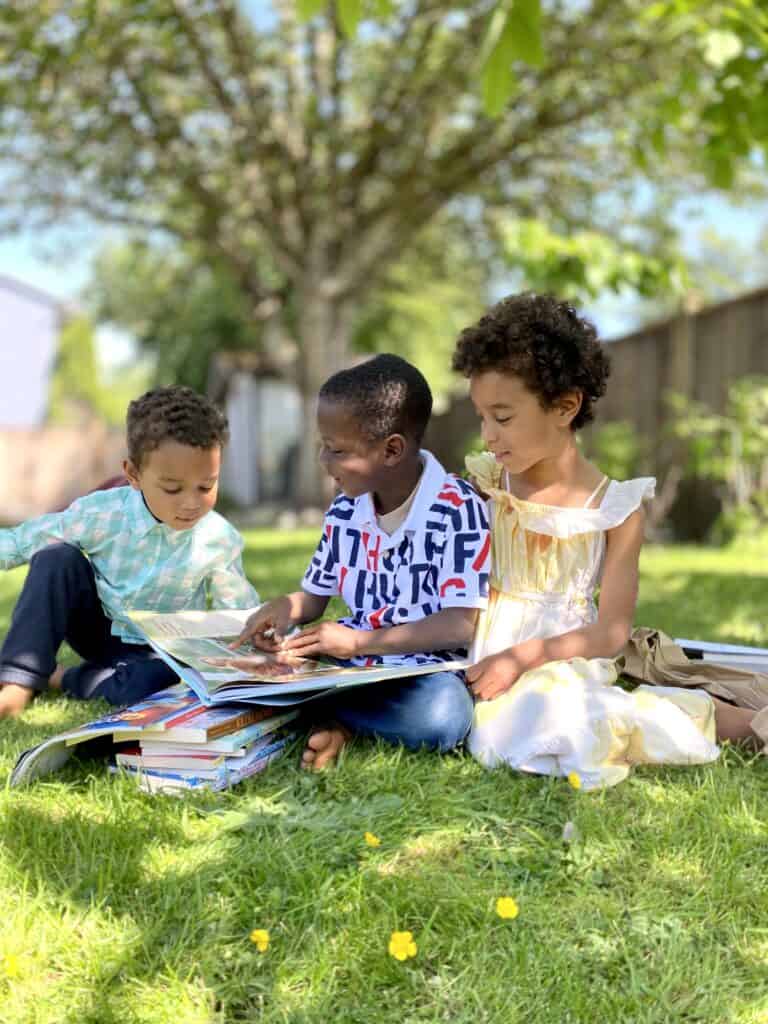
[1, 532, 767, 1022]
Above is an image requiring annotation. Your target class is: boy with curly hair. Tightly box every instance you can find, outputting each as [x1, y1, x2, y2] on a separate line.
[0, 386, 259, 718]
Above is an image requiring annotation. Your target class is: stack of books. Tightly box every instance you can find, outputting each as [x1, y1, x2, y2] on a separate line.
[10, 685, 298, 792]
[112, 701, 299, 794]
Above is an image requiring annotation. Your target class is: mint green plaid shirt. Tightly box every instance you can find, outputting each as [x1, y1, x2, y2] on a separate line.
[0, 487, 259, 643]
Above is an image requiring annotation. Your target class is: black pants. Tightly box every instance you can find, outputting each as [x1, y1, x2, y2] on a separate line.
[0, 544, 178, 705]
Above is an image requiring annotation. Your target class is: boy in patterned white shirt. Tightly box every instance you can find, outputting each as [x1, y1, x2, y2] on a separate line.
[225, 354, 490, 769]
[0, 386, 259, 718]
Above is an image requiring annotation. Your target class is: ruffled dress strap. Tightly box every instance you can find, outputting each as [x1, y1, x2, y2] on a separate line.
[465, 451, 655, 539]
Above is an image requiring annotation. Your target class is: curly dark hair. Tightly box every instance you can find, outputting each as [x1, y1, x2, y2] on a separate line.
[319, 354, 433, 444]
[452, 293, 610, 430]
[126, 386, 230, 467]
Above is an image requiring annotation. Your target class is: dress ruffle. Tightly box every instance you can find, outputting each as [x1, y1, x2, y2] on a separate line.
[466, 451, 655, 539]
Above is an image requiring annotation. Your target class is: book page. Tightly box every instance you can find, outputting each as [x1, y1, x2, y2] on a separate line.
[130, 608, 261, 641]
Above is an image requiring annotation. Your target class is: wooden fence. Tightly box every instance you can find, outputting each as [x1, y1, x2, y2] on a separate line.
[425, 286, 768, 538]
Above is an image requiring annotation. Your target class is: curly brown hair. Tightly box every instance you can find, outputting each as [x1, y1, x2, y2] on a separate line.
[452, 293, 610, 430]
[126, 386, 230, 467]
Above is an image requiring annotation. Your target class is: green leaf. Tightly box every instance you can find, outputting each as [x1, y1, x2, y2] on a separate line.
[337, 0, 363, 37]
[370, 0, 394, 17]
[482, 18, 518, 117]
[508, 0, 544, 68]
[296, 0, 327, 19]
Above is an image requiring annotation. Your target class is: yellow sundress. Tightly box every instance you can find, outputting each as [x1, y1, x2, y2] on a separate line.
[466, 452, 719, 789]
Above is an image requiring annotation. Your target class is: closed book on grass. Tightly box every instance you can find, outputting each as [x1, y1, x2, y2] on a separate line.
[137, 709, 300, 755]
[10, 692, 296, 788]
[116, 747, 227, 771]
[117, 734, 295, 794]
[121, 704, 278, 744]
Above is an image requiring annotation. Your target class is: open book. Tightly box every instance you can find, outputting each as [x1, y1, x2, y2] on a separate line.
[128, 608, 469, 705]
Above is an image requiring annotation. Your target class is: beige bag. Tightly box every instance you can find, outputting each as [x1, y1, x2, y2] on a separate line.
[619, 627, 768, 745]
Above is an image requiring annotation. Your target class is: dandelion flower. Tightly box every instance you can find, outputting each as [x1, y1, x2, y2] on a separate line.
[567, 771, 582, 790]
[364, 831, 381, 847]
[2, 954, 20, 978]
[250, 928, 270, 953]
[388, 930, 417, 961]
[495, 896, 519, 920]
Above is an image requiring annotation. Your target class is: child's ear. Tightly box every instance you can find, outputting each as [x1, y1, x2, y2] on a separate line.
[383, 434, 406, 463]
[557, 391, 583, 427]
[123, 458, 142, 490]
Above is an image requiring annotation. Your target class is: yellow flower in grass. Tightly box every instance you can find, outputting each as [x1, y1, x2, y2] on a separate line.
[495, 896, 519, 920]
[3, 954, 20, 978]
[364, 831, 381, 847]
[388, 930, 417, 961]
[567, 771, 582, 790]
[250, 929, 270, 953]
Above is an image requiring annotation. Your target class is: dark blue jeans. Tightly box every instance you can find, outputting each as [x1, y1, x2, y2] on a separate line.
[322, 669, 474, 752]
[0, 543, 178, 706]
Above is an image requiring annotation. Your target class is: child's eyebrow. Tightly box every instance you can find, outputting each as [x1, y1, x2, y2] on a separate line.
[158, 475, 218, 483]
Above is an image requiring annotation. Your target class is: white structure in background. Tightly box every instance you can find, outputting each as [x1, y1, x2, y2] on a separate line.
[219, 369, 301, 506]
[0, 274, 63, 427]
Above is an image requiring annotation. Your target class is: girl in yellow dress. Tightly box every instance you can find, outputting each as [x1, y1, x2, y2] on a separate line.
[452, 294, 755, 789]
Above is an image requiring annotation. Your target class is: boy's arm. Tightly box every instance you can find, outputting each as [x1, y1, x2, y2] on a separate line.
[0, 500, 96, 570]
[283, 606, 478, 659]
[206, 542, 261, 610]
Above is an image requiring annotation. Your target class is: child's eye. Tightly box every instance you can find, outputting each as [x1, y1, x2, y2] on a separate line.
[198, 485, 214, 493]
[496, 416, 512, 425]
[162, 488, 182, 495]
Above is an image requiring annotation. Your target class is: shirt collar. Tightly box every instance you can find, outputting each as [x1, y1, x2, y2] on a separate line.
[349, 449, 447, 544]
[126, 486, 165, 537]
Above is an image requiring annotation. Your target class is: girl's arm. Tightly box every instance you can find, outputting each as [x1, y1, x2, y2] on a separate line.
[467, 508, 645, 700]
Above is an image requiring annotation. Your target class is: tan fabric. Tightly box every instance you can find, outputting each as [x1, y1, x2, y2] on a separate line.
[620, 627, 768, 748]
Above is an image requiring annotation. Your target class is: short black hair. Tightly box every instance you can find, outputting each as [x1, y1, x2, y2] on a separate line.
[319, 354, 433, 444]
[126, 385, 230, 467]
[452, 293, 610, 430]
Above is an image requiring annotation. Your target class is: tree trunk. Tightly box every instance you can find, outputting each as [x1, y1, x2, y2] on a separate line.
[292, 272, 355, 508]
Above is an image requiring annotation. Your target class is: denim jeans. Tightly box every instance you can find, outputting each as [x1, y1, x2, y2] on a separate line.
[0, 543, 178, 706]
[321, 669, 474, 752]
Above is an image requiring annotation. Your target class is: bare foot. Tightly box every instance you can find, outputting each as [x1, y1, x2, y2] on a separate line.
[301, 723, 352, 771]
[0, 683, 35, 719]
[712, 697, 760, 748]
[49, 665, 65, 690]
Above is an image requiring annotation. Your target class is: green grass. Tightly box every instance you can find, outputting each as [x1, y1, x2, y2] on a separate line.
[1, 532, 768, 1023]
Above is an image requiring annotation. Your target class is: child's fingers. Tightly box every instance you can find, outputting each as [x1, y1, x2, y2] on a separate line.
[282, 629, 319, 653]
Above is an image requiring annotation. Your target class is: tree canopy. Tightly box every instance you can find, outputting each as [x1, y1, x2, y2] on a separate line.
[1, 0, 766, 498]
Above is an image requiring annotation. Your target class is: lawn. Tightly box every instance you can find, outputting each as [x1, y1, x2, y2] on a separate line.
[1, 531, 767, 1024]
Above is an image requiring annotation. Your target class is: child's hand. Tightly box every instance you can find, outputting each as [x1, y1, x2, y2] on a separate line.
[231, 598, 293, 651]
[0, 683, 35, 719]
[466, 650, 524, 701]
[281, 622, 364, 660]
